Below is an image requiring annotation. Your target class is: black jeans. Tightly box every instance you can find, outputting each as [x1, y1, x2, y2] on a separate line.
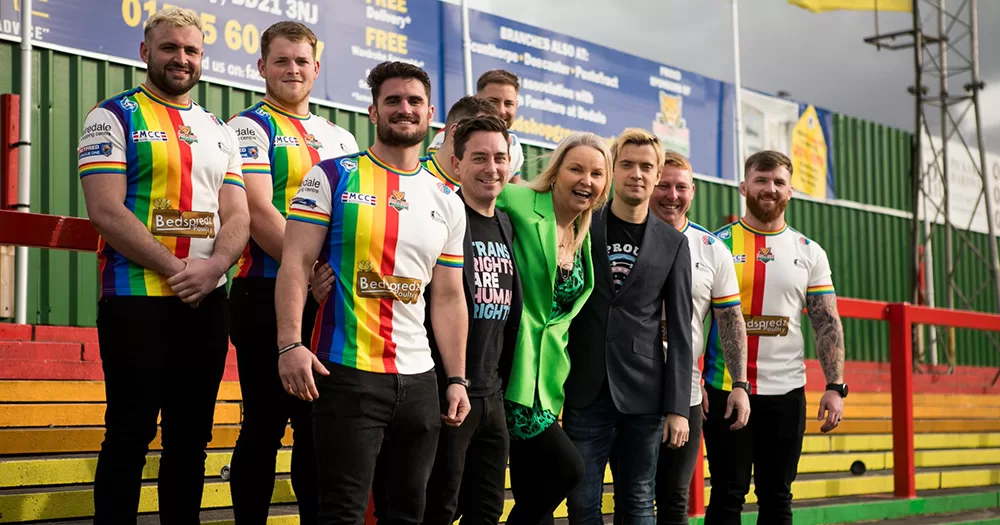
[229, 278, 320, 524]
[507, 422, 585, 525]
[313, 362, 441, 525]
[93, 287, 230, 525]
[702, 385, 806, 525]
[423, 391, 510, 525]
[654, 404, 704, 525]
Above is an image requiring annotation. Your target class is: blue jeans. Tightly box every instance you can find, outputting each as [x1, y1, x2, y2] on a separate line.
[563, 384, 664, 525]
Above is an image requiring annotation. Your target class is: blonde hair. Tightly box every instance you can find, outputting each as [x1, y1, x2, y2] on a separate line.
[525, 132, 612, 256]
[662, 150, 692, 172]
[145, 7, 203, 40]
[611, 128, 664, 168]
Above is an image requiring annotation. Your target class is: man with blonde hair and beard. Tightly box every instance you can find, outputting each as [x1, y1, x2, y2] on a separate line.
[702, 150, 847, 525]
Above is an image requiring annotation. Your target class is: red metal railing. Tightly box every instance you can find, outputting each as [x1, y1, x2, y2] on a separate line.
[2, 210, 1000, 515]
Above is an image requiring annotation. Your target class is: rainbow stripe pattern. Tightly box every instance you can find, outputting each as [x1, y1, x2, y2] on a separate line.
[421, 153, 460, 190]
[711, 294, 741, 308]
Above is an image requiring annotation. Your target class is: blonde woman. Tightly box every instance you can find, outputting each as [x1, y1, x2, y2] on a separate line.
[495, 132, 612, 523]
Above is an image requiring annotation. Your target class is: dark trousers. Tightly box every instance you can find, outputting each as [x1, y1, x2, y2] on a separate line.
[229, 278, 320, 524]
[506, 422, 585, 525]
[313, 362, 441, 525]
[702, 385, 806, 525]
[563, 385, 664, 525]
[423, 392, 510, 525]
[93, 287, 230, 525]
[654, 404, 704, 525]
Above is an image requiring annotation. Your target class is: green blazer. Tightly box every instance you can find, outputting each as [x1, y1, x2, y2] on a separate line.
[495, 184, 596, 415]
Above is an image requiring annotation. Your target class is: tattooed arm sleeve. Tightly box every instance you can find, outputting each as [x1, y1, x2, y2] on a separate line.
[807, 292, 845, 384]
[713, 304, 748, 381]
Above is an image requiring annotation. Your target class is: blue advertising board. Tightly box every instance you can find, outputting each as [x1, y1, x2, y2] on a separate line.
[0, 0, 443, 111]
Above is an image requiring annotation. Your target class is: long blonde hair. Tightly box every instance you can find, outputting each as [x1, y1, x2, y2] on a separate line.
[525, 132, 612, 257]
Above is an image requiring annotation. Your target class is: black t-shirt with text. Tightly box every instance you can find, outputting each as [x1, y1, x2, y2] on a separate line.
[466, 206, 515, 397]
[607, 211, 646, 293]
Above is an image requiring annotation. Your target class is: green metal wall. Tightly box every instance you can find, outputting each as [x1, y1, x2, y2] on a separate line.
[1, 42, 996, 367]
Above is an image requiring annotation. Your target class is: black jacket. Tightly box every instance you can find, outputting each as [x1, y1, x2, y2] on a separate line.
[565, 205, 693, 416]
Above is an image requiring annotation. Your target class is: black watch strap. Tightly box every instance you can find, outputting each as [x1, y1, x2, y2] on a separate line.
[826, 383, 848, 398]
[732, 381, 752, 395]
[447, 376, 470, 388]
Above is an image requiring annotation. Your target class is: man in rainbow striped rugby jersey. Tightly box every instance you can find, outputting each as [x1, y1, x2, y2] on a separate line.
[701, 150, 847, 525]
[226, 21, 358, 524]
[77, 7, 249, 523]
[275, 61, 471, 524]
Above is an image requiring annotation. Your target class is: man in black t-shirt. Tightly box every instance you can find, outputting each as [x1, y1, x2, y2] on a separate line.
[422, 116, 523, 525]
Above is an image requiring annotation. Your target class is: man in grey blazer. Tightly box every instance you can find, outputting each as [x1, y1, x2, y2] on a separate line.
[564, 128, 694, 525]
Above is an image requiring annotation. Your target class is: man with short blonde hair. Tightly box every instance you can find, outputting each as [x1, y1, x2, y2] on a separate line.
[79, 6, 249, 522]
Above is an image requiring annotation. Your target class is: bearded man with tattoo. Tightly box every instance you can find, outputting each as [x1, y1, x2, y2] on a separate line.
[698, 150, 847, 525]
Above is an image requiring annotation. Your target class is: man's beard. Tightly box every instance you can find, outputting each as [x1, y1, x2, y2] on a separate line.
[746, 191, 789, 223]
[376, 114, 427, 148]
[147, 61, 200, 97]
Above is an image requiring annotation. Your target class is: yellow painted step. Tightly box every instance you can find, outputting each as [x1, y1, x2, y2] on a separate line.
[0, 403, 242, 428]
[0, 381, 243, 403]
[0, 425, 292, 455]
[801, 391, 1000, 408]
[806, 419, 1000, 434]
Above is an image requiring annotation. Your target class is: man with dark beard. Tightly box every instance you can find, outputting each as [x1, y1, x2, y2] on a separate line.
[275, 61, 471, 524]
[77, 7, 249, 523]
[702, 150, 847, 525]
[227, 21, 359, 524]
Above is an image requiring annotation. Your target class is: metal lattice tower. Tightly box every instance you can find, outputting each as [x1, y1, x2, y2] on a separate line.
[864, 0, 1000, 379]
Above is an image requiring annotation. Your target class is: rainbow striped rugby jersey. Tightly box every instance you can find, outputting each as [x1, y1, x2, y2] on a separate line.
[420, 153, 461, 191]
[287, 150, 466, 375]
[703, 219, 835, 396]
[77, 85, 245, 297]
[229, 100, 359, 278]
[669, 219, 741, 407]
[427, 128, 524, 179]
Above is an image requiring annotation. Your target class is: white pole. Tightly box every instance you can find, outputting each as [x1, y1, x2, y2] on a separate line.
[14, 0, 32, 325]
[921, 184, 938, 365]
[461, 0, 475, 96]
[731, 0, 747, 217]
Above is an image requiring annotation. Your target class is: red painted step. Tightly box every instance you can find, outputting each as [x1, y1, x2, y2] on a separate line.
[33, 325, 99, 344]
[0, 359, 105, 380]
[0, 324, 32, 341]
[0, 342, 82, 361]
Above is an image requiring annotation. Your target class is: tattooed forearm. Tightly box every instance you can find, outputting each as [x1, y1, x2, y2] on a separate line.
[807, 293, 845, 383]
[714, 304, 747, 382]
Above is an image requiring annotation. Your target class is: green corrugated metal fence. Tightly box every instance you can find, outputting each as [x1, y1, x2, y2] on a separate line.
[0, 42, 996, 367]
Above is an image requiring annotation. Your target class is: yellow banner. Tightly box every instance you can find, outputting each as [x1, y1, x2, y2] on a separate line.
[788, 0, 912, 13]
[790, 105, 829, 199]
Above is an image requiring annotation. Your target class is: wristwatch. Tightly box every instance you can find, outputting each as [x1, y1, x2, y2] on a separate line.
[732, 381, 752, 395]
[447, 376, 470, 389]
[826, 383, 849, 398]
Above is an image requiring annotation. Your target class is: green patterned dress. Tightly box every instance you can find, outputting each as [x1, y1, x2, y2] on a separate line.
[504, 252, 586, 440]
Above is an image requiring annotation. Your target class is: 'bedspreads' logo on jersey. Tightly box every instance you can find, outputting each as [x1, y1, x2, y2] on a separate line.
[78, 142, 113, 159]
[389, 190, 409, 211]
[341, 192, 377, 206]
[274, 136, 300, 147]
[744, 315, 790, 337]
[756, 247, 774, 264]
[177, 125, 198, 144]
[132, 130, 169, 143]
[150, 199, 215, 238]
[304, 134, 322, 149]
[356, 260, 422, 304]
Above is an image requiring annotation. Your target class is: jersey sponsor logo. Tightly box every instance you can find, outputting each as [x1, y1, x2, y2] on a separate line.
[702, 235, 715, 245]
[303, 134, 323, 149]
[794, 258, 808, 269]
[744, 315, 790, 336]
[132, 130, 169, 142]
[430, 210, 446, 225]
[718, 229, 732, 240]
[341, 192, 377, 206]
[389, 190, 409, 211]
[694, 261, 711, 273]
[756, 247, 775, 264]
[235, 127, 256, 139]
[78, 142, 113, 159]
[799, 237, 811, 245]
[255, 107, 269, 117]
[150, 199, 215, 238]
[218, 141, 232, 154]
[118, 98, 138, 112]
[356, 260, 422, 304]
[436, 181, 452, 195]
[340, 158, 358, 171]
[177, 125, 198, 144]
[240, 146, 259, 159]
[733, 254, 747, 263]
[290, 196, 319, 209]
[82, 122, 113, 140]
[274, 136, 300, 147]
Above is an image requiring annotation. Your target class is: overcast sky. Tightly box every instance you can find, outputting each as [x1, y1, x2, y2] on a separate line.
[462, 0, 1000, 152]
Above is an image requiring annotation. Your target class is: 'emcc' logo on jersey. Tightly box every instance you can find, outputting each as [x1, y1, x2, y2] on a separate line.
[132, 130, 169, 142]
[341, 192, 377, 206]
[274, 136, 300, 147]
